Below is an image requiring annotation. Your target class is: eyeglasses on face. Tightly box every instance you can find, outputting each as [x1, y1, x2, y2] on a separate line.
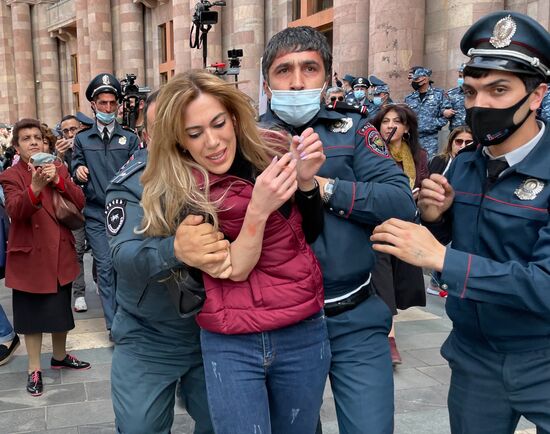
[330, 96, 344, 102]
[453, 138, 474, 146]
[62, 127, 78, 135]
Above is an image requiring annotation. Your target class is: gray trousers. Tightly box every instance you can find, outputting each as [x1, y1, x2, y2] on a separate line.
[72, 226, 86, 298]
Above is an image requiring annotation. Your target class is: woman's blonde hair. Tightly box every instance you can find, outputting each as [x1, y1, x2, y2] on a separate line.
[140, 70, 287, 237]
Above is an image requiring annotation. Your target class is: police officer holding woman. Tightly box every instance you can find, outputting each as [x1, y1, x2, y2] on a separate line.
[105, 91, 223, 433]
[372, 11, 550, 434]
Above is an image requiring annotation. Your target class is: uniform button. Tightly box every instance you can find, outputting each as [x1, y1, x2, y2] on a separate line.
[329, 207, 334, 212]
[338, 210, 345, 216]
[441, 284, 448, 290]
[35, 224, 39, 229]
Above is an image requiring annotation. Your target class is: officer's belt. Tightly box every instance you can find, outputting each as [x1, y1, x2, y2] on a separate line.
[324, 276, 374, 317]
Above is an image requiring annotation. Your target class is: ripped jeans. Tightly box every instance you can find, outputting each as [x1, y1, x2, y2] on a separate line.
[200, 311, 331, 434]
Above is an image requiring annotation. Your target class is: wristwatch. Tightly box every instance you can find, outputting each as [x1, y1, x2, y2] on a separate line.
[322, 179, 335, 204]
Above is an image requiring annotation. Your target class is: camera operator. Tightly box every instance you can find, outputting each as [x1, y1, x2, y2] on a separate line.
[120, 74, 150, 144]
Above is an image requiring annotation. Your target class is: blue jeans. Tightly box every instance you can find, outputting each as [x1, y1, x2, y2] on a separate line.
[442, 331, 550, 434]
[0, 303, 15, 344]
[85, 215, 115, 329]
[200, 312, 331, 434]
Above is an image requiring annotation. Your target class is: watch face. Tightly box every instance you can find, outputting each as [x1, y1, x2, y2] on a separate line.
[325, 181, 334, 194]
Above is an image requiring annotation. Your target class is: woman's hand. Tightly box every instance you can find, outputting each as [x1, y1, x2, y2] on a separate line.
[41, 163, 60, 185]
[249, 153, 297, 219]
[291, 127, 326, 191]
[29, 164, 51, 195]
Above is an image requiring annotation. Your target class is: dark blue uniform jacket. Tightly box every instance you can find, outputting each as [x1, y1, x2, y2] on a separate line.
[432, 123, 550, 352]
[261, 107, 416, 299]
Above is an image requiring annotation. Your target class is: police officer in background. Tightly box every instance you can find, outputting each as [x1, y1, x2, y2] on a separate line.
[351, 76, 372, 110]
[72, 73, 140, 331]
[106, 90, 223, 434]
[538, 88, 550, 122]
[367, 75, 393, 122]
[446, 64, 467, 131]
[261, 26, 416, 434]
[372, 11, 550, 433]
[404, 67, 453, 157]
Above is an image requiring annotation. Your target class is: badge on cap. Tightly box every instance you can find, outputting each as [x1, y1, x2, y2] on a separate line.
[105, 199, 127, 236]
[102, 74, 111, 85]
[330, 118, 353, 134]
[514, 178, 545, 200]
[490, 15, 517, 48]
[119, 136, 127, 145]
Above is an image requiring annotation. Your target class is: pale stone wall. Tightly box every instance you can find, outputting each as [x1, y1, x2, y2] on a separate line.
[0, 1, 17, 123]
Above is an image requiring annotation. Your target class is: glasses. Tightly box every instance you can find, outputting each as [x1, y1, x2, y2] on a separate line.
[62, 127, 79, 135]
[330, 96, 344, 102]
[454, 138, 474, 146]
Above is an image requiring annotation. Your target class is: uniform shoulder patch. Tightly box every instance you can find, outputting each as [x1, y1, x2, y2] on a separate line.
[357, 124, 390, 158]
[105, 199, 127, 236]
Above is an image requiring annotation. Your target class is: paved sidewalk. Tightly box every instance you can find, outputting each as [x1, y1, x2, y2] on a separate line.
[0, 255, 536, 433]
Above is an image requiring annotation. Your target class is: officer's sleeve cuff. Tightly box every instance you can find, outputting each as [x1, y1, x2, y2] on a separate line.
[327, 178, 355, 218]
[158, 236, 185, 270]
[441, 248, 472, 298]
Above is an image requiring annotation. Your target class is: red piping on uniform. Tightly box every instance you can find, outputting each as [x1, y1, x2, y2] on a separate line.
[325, 145, 354, 150]
[346, 182, 356, 218]
[460, 254, 472, 299]
[454, 191, 548, 213]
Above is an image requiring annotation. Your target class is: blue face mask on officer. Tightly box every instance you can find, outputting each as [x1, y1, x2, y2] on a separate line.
[269, 85, 325, 127]
[353, 90, 366, 100]
[373, 96, 383, 106]
[95, 110, 116, 125]
[457, 77, 465, 87]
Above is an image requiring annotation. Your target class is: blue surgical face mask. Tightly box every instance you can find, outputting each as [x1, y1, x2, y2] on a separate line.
[457, 77, 464, 87]
[354, 90, 366, 100]
[95, 110, 116, 125]
[373, 96, 383, 106]
[269, 85, 324, 127]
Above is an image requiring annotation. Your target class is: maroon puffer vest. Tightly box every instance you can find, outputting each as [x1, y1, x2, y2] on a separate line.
[196, 175, 324, 334]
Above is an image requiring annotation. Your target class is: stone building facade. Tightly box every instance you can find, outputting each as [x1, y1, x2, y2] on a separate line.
[0, 0, 549, 126]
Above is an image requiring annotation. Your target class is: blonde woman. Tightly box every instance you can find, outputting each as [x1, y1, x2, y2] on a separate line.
[140, 71, 330, 434]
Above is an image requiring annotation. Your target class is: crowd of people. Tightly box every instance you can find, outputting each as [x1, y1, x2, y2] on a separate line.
[0, 8, 549, 434]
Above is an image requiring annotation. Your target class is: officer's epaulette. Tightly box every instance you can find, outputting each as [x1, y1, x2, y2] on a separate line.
[75, 125, 92, 135]
[111, 155, 146, 184]
[120, 125, 137, 134]
[457, 142, 477, 155]
[326, 101, 368, 117]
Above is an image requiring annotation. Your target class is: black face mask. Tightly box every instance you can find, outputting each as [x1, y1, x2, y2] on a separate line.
[465, 93, 532, 147]
[411, 81, 422, 91]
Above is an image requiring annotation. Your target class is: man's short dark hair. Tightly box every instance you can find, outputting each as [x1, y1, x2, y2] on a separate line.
[464, 66, 545, 93]
[11, 118, 41, 147]
[143, 89, 160, 131]
[262, 26, 332, 83]
[60, 114, 78, 124]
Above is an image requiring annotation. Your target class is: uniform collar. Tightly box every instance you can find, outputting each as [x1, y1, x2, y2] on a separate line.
[93, 120, 124, 138]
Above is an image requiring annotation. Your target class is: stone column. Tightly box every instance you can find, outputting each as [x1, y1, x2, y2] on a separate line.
[11, 1, 36, 119]
[0, 1, 17, 123]
[88, 0, 113, 77]
[228, 0, 264, 103]
[117, 0, 145, 80]
[332, 0, 370, 82]
[76, 0, 91, 113]
[440, 0, 505, 89]
[32, 3, 62, 126]
[173, 0, 192, 73]
[368, 0, 425, 102]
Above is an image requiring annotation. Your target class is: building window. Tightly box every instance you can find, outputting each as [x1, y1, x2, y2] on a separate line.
[159, 21, 175, 82]
[290, 0, 333, 33]
[71, 54, 80, 112]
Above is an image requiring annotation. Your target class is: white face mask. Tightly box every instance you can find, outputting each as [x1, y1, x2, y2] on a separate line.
[269, 84, 325, 127]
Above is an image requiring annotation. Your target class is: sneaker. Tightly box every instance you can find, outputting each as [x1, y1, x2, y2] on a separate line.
[73, 296, 88, 312]
[0, 334, 20, 366]
[426, 286, 440, 296]
[50, 354, 91, 370]
[26, 370, 43, 396]
[389, 337, 402, 366]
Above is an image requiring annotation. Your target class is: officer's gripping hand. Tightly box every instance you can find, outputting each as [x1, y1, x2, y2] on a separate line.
[443, 109, 456, 119]
[174, 214, 232, 277]
[371, 218, 446, 272]
[417, 174, 455, 222]
[75, 165, 89, 183]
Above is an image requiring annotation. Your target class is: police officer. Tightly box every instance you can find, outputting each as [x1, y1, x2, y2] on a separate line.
[367, 75, 393, 122]
[72, 73, 140, 330]
[106, 90, 227, 434]
[261, 26, 416, 434]
[404, 66, 453, 157]
[446, 64, 467, 131]
[372, 11, 550, 434]
[351, 76, 372, 109]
